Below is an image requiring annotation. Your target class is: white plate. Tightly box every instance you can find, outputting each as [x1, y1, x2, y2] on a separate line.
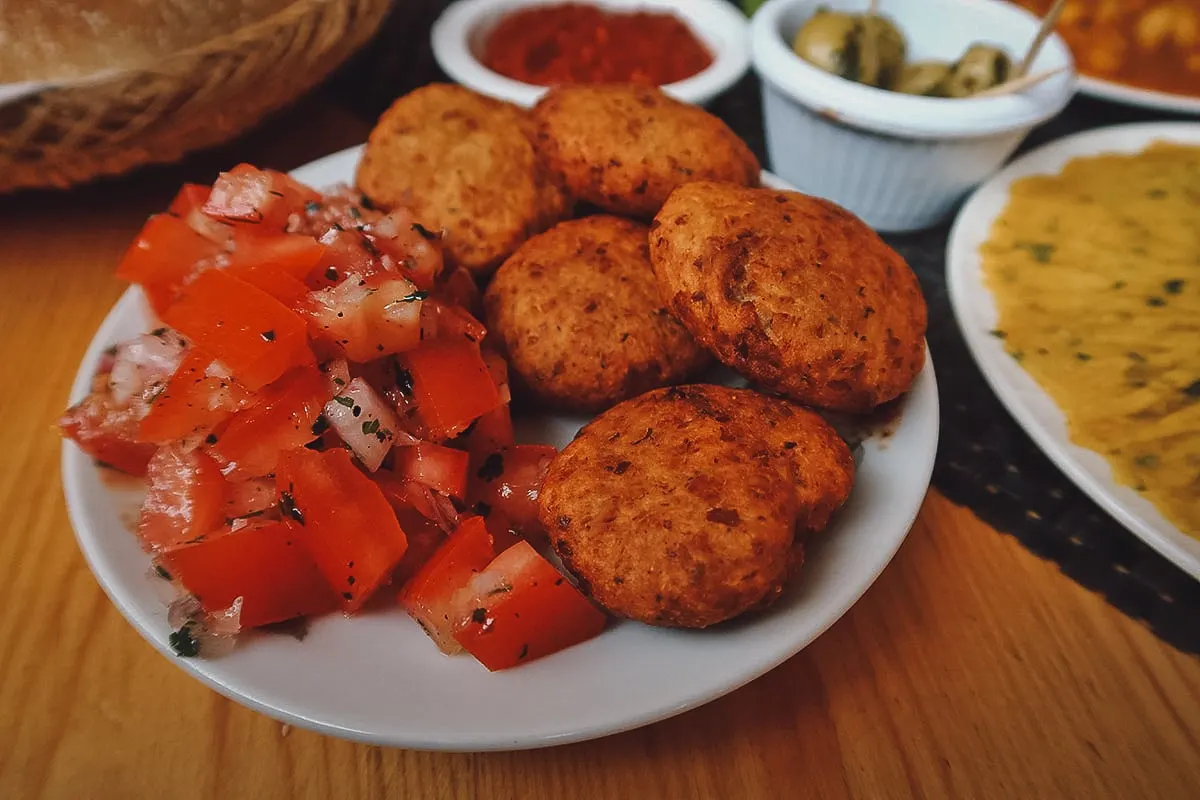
[1078, 75, 1200, 117]
[947, 122, 1200, 581]
[62, 146, 939, 750]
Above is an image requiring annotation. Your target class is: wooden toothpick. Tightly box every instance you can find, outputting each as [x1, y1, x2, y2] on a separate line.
[973, 66, 1068, 98]
[1017, 0, 1067, 78]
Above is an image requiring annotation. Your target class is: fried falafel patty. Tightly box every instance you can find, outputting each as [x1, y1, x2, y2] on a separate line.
[530, 84, 760, 218]
[649, 182, 927, 412]
[484, 215, 709, 412]
[539, 385, 853, 628]
[356, 83, 570, 274]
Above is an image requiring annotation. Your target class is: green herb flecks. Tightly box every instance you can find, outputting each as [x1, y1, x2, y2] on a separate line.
[1017, 242, 1055, 263]
[333, 395, 355, 408]
[395, 367, 414, 397]
[279, 488, 305, 526]
[412, 223, 439, 241]
[169, 624, 200, 658]
[477, 452, 504, 481]
[361, 419, 380, 435]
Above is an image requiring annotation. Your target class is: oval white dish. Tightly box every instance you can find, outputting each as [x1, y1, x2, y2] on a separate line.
[946, 122, 1200, 581]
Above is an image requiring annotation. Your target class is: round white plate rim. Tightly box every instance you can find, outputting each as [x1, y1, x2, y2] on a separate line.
[946, 121, 1200, 581]
[63, 148, 940, 750]
[1077, 74, 1200, 117]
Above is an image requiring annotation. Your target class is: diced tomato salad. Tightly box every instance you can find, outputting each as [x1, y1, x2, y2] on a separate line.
[58, 166, 605, 670]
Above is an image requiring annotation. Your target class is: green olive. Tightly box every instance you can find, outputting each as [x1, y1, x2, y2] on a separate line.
[859, 14, 907, 88]
[892, 60, 953, 96]
[791, 9, 863, 82]
[942, 44, 1013, 98]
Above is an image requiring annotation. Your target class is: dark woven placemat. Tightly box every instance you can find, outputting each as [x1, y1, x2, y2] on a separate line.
[325, 11, 1200, 654]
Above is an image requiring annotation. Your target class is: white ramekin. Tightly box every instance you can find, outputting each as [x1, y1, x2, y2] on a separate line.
[751, 0, 1077, 232]
[431, 0, 751, 108]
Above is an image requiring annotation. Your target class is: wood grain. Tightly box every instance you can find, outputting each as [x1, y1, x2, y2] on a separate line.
[1, 100, 1198, 800]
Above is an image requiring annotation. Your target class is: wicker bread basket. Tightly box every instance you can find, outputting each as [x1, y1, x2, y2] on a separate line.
[0, 0, 392, 193]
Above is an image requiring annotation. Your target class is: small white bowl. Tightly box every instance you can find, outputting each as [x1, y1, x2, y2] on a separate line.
[431, 0, 751, 108]
[750, 0, 1077, 232]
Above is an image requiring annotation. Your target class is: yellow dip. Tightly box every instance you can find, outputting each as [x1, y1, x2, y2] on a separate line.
[980, 142, 1200, 538]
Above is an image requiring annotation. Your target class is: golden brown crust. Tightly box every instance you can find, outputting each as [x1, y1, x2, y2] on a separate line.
[483, 216, 709, 412]
[530, 84, 760, 218]
[649, 182, 928, 412]
[356, 84, 571, 274]
[720, 390, 855, 533]
[539, 384, 854, 628]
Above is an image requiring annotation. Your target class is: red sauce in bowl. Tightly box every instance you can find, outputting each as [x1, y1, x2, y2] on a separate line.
[480, 3, 714, 87]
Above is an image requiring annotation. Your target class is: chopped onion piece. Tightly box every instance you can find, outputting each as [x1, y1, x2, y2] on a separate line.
[323, 377, 404, 471]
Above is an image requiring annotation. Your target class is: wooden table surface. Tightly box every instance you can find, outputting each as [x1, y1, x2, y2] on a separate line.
[1, 101, 1198, 800]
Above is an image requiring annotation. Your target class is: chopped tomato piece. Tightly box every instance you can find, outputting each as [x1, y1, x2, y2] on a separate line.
[466, 445, 557, 537]
[162, 268, 313, 390]
[454, 541, 607, 671]
[138, 446, 228, 551]
[460, 405, 515, 459]
[161, 520, 339, 628]
[482, 511, 524, 556]
[275, 448, 409, 612]
[373, 471, 460, 532]
[437, 266, 482, 318]
[224, 261, 310, 308]
[391, 511, 449, 587]
[169, 183, 231, 243]
[208, 366, 330, 480]
[394, 442, 470, 499]
[398, 516, 494, 653]
[400, 341, 503, 439]
[300, 274, 424, 362]
[223, 477, 280, 524]
[203, 165, 320, 232]
[114, 214, 221, 315]
[59, 391, 156, 476]
[225, 231, 325, 279]
[168, 183, 209, 215]
[138, 349, 251, 444]
[315, 228, 385, 284]
[424, 300, 487, 345]
[480, 347, 512, 403]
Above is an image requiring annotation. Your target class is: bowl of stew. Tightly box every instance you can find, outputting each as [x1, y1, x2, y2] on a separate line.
[431, 0, 751, 107]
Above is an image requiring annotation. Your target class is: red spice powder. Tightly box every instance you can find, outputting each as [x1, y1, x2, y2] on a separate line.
[481, 3, 714, 87]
